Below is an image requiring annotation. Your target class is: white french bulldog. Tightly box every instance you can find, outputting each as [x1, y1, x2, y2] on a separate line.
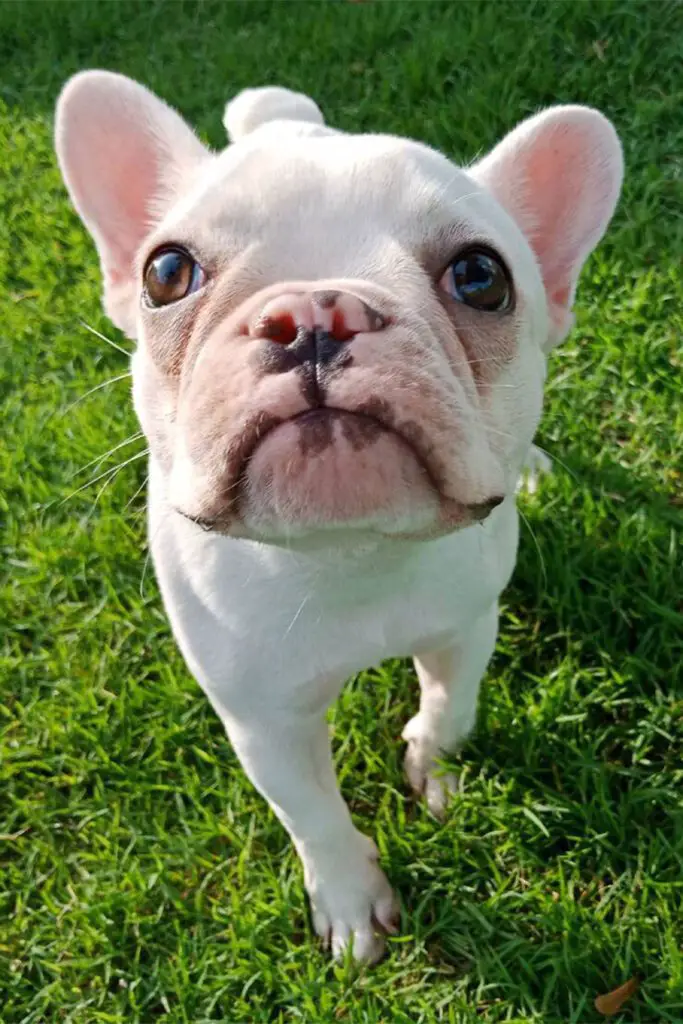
[55, 72, 622, 962]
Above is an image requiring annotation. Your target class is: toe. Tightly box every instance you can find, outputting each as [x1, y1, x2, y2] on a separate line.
[351, 926, 386, 963]
[330, 921, 385, 963]
[403, 739, 427, 795]
[312, 907, 331, 946]
[330, 922, 351, 959]
[373, 890, 401, 934]
[425, 771, 459, 819]
[304, 836, 397, 964]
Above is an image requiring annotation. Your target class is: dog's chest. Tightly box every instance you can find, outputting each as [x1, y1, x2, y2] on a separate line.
[150, 488, 518, 704]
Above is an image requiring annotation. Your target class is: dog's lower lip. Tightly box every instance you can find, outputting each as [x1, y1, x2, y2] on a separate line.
[177, 510, 217, 531]
[178, 405, 448, 532]
[290, 407, 380, 430]
[255, 406, 449, 503]
[293, 408, 333, 424]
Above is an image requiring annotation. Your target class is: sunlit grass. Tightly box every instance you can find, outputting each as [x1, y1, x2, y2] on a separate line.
[1, 2, 681, 1021]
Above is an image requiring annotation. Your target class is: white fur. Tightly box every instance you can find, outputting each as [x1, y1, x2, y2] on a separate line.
[224, 85, 324, 141]
[55, 74, 623, 962]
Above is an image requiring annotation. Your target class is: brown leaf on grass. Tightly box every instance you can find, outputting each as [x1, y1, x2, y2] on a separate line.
[595, 976, 640, 1016]
[591, 39, 609, 62]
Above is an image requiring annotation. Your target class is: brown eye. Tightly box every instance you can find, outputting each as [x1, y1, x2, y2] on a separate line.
[143, 247, 205, 307]
[440, 248, 512, 312]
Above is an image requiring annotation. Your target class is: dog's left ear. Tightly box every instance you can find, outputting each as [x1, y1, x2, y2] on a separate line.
[471, 106, 623, 350]
[55, 70, 210, 336]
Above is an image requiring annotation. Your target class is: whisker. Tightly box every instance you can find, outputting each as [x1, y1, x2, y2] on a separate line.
[429, 170, 485, 208]
[140, 547, 153, 597]
[460, 351, 508, 369]
[84, 461, 141, 525]
[486, 424, 517, 442]
[453, 349, 516, 376]
[518, 506, 547, 591]
[283, 594, 310, 640]
[140, 514, 168, 597]
[532, 444, 582, 485]
[125, 472, 149, 512]
[443, 187, 485, 209]
[60, 372, 132, 418]
[68, 432, 145, 481]
[61, 449, 149, 505]
[80, 320, 133, 359]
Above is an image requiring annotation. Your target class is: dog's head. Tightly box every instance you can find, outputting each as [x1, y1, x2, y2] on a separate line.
[55, 73, 622, 545]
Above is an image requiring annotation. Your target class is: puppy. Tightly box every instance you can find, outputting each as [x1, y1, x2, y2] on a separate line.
[55, 73, 622, 962]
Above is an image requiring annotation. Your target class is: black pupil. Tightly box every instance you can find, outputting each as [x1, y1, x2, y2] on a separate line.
[155, 251, 186, 285]
[452, 251, 508, 309]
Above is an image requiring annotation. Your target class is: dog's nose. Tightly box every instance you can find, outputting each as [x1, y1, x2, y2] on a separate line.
[250, 290, 387, 348]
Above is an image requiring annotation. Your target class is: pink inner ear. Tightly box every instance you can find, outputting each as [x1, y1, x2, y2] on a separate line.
[519, 119, 617, 314]
[472, 106, 622, 347]
[57, 72, 209, 279]
[56, 71, 210, 335]
[64, 111, 166, 281]
[552, 286, 570, 307]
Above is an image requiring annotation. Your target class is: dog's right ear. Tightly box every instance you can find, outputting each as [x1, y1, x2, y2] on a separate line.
[55, 70, 210, 336]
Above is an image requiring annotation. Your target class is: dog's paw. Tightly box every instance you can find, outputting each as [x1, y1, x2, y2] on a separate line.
[402, 715, 460, 819]
[403, 743, 459, 819]
[304, 834, 399, 963]
[517, 444, 553, 495]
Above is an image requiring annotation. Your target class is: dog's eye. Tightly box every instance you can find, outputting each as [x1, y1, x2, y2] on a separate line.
[143, 247, 205, 307]
[440, 248, 512, 312]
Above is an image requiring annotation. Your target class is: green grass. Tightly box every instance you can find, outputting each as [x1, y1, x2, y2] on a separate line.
[1, 1, 682, 1021]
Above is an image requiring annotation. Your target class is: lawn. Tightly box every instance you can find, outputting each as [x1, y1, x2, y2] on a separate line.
[1, 1, 682, 1021]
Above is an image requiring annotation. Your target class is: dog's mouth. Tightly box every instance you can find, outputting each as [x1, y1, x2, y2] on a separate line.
[174, 404, 503, 537]
[176, 403, 440, 530]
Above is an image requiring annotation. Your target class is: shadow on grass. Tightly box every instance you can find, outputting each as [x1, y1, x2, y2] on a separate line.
[385, 452, 681, 1020]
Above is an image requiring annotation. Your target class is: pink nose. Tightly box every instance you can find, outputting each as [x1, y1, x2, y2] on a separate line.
[250, 289, 387, 345]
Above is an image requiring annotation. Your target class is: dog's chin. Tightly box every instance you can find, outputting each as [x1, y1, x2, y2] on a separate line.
[238, 410, 440, 543]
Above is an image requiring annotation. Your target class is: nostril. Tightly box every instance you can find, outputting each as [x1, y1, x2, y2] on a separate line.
[252, 290, 388, 346]
[259, 313, 299, 345]
[313, 291, 387, 338]
[331, 310, 356, 343]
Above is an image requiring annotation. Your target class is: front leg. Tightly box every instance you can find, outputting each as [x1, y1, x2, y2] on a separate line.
[403, 604, 498, 817]
[222, 707, 398, 962]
